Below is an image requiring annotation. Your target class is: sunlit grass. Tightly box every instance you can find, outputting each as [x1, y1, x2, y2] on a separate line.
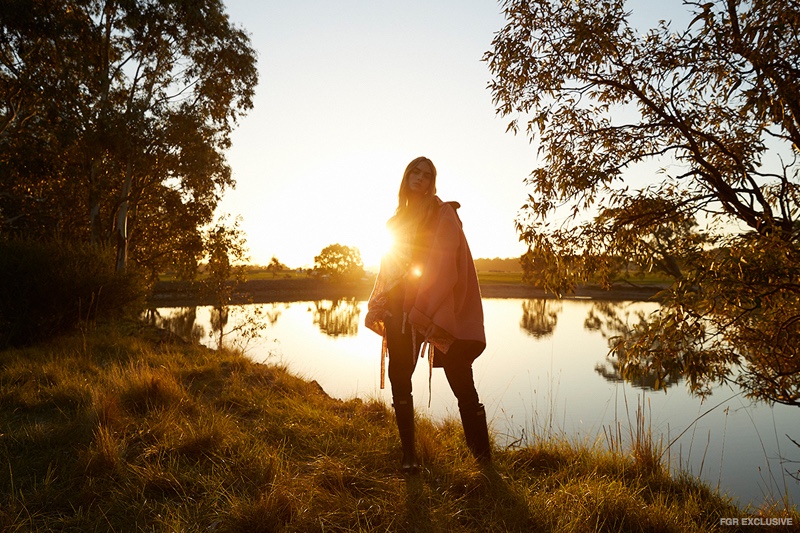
[477, 271, 524, 284]
[158, 263, 673, 288]
[1, 322, 796, 531]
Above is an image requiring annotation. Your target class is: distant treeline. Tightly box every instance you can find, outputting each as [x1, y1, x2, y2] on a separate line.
[473, 257, 522, 272]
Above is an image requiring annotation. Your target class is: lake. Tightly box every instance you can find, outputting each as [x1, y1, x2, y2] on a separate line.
[150, 297, 799, 507]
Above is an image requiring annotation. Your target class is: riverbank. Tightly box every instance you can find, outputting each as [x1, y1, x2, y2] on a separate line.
[2, 321, 796, 532]
[150, 277, 666, 307]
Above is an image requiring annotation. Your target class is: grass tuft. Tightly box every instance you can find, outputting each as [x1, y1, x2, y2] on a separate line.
[116, 364, 188, 415]
[226, 489, 298, 533]
[80, 424, 124, 476]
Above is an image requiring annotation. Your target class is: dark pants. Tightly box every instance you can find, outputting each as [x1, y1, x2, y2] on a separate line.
[385, 297, 482, 409]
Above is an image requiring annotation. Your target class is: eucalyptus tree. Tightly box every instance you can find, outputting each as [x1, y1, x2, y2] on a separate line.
[0, 0, 257, 274]
[485, 0, 800, 405]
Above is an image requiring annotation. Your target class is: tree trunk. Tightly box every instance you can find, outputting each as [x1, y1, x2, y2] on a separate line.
[89, 159, 103, 246]
[115, 159, 133, 272]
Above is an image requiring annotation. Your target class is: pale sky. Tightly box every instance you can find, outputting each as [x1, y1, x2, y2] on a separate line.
[218, 0, 688, 269]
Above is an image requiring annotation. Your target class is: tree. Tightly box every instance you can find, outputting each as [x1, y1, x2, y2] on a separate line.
[0, 0, 258, 276]
[199, 216, 248, 309]
[313, 244, 365, 281]
[267, 256, 286, 278]
[198, 215, 266, 349]
[485, 0, 800, 406]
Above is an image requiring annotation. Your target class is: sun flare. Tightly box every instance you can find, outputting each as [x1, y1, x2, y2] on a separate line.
[357, 224, 396, 271]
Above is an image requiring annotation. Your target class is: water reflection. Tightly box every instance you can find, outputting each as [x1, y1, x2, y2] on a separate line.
[144, 307, 205, 344]
[148, 298, 680, 396]
[585, 301, 683, 391]
[210, 306, 228, 345]
[594, 358, 682, 391]
[262, 303, 284, 326]
[584, 301, 649, 338]
[519, 299, 562, 338]
[146, 299, 681, 393]
[146, 304, 287, 346]
[310, 297, 361, 337]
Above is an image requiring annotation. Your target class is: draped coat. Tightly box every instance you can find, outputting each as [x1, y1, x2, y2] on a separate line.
[366, 197, 485, 366]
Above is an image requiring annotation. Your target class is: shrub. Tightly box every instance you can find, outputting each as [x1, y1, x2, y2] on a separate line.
[0, 239, 148, 346]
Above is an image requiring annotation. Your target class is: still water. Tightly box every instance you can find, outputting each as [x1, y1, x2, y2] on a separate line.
[152, 298, 799, 507]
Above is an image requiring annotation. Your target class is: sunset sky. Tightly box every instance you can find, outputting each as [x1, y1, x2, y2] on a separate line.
[218, 0, 689, 269]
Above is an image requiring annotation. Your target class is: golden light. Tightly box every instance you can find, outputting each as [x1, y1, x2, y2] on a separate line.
[355, 224, 396, 271]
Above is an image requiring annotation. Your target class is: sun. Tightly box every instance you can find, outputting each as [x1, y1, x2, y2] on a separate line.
[356, 224, 395, 272]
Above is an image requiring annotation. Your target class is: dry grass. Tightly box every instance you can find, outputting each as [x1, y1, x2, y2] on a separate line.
[1, 321, 797, 532]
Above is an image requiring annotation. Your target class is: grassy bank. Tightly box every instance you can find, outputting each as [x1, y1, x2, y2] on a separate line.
[1, 323, 796, 532]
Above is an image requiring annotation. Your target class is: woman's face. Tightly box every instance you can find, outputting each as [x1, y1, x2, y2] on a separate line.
[407, 160, 434, 197]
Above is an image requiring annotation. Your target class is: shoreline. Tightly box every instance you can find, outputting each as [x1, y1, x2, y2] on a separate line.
[150, 278, 666, 307]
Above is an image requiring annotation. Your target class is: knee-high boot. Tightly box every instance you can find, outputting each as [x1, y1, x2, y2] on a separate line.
[459, 403, 491, 463]
[393, 396, 419, 473]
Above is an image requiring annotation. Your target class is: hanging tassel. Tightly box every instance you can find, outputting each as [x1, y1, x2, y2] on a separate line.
[379, 332, 388, 390]
[427, 341, 435, 408]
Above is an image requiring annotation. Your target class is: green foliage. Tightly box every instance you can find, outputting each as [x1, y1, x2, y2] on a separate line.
[0, 0, 258, 274]
[487, 0, 800, 406]
[0, 240, 148, 346]
[314, 243, 366, 282]
[1, 324, 780, 531]
[613, 234, 800, 403]
[197, 216, 249, 308]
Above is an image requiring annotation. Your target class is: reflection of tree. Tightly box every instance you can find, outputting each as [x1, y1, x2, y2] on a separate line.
[584, 301, 645, 338]
[587, 302, 682, 391]
[144, 307, 204, 344]
[261, 303, 284, 326]
[210, 306, 229, 347]
[519, 299, 561, 338]
[212, 305, 270, 350]
[146, 304, 275, 349]
[595, 358, 681, 391]
[312, 298, 361, 337]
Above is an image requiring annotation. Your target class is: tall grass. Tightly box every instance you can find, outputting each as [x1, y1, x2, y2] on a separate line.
[1, 321, 797, 531]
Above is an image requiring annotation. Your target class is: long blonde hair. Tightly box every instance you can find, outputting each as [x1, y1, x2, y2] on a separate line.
[396, 156, 437, 212]
[387, 157, 439, 254]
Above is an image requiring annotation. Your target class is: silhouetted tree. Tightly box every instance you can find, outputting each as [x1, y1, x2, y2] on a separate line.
[267, 256, 286, 278]
[486, 0, 800, 405]
[313, 244, 365, 282]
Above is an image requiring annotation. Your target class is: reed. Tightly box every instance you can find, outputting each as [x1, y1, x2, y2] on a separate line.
[1, 321, 797, 532]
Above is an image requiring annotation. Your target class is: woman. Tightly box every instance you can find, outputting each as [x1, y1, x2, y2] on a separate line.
[365, 156, 490, 473]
